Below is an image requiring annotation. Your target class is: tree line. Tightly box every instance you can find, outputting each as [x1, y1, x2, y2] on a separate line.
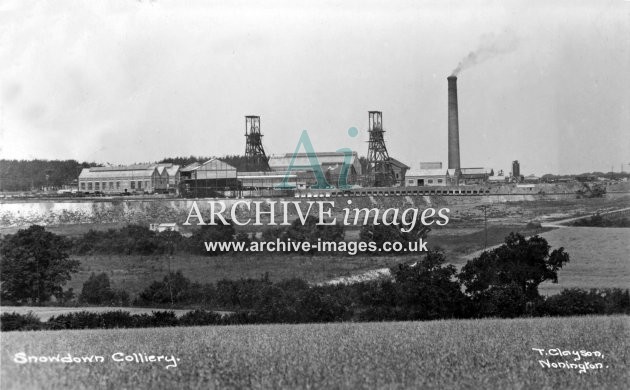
[159, 155, 267, 172]
[0, 155, 370, 192]
[62, 217, 428, 258]
[0, 159, 99, 191]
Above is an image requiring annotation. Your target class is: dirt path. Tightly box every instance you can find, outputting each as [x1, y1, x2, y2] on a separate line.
[459, 206, 630, 260]
[539, 206, 630, 228]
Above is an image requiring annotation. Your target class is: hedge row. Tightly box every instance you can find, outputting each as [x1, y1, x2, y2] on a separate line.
[2, 287, 629, 332]
[0, 310, 252, 332]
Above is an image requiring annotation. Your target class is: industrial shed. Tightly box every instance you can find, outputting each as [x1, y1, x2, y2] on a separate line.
[165, 164, 180, 191]
[179, 159, 238, 198]
[156, 165, 169, 190]
[268, 151, 362, 188]
[237, 171, 299, 197]
[447, 167, 490, 185]
[387, 157, 410, 186]
[405, 168, 447, 187]
[488, 174, 507, 184]
[78, 164, 166, 194]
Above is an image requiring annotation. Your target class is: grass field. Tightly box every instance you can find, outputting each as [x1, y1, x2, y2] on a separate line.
[67, 253, 410, 297]
[64, 223, 550, 297]
[538, 227, 630, 294]
[1, 316, 628, 389]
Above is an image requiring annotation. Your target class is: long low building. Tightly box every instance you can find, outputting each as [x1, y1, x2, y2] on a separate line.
[404, 162, 491, 187]
[405, 162, 445, 187]
[78, 163, 179, 194]
[405, 168, 447, 186]
[268, 151, 362, 188]
[456, 167, 490, 185]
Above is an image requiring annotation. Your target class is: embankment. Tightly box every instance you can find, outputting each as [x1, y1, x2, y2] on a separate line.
[2, 186, 629, 228]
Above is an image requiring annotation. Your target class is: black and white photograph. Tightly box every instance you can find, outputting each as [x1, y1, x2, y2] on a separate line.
[0, 0, 628, 389]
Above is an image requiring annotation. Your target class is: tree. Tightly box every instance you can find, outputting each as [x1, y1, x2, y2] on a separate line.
[459, 233, 570, 316]
[285, 215, 344, 253]
[137, 271, 192, 305]
[189, 220, 236, 256]
[390, 250, 468, 320]
[1, 225, 80, 303]
[359, 219, 430, 254]
[79, 272, 115, 304]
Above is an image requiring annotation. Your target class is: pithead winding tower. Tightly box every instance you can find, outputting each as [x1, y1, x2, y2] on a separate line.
[244, 115, 270, 172]
[366, 111, 396, 187]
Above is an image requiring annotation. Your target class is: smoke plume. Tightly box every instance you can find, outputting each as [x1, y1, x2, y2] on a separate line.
[451, 30, 518, 76]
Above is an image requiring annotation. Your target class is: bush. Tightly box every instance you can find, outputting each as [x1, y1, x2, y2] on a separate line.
[99, 310, 135, 328]
[147, 311, 179, 327]
[42, 310, 180, 331]
[602, 288, 630, 314]
[79, 273, 115, 304]
[57, 288, 77, 305]
[473, 283, 529, 318]
[359, 224, 405, 253]
[285, 216, 344, 254]
[214, 276, 272, 309]
[79, 273, 129, 306]
[47, 311, 103, 330]
[526, 221, 542, 229]
[390, 251, 468, 320]
[261, 226, 288, 243]
[2, 286, 630, 331]
[72, 225, 167, 256]
[539, 288, 630, 316]
[294, 288, 352, 323]
[0, 312, 43, 331]
[275, 278, 310, 292]
[234, 232, 252, 245]
[179, 309, 223, 326]
[252, 285, 295, 323]
[359, 222, 428, 255]
[189, 222, 236, 256]
[137, 271, 192, 305]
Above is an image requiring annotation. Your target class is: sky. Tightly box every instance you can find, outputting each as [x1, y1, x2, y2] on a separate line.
[0, 0, 628, 176]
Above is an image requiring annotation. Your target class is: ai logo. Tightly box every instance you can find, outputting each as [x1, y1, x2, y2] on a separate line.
[276, 127, 359, 190]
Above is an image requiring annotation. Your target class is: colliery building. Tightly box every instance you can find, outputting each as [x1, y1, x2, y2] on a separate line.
[404, 163, 490, 187]
[237, 171, 298, 197]
[179, 159, 238, 198]
[387, 158, 410, 187]
[454, 168, 490, 185]
[268, 151, 363, 188]
[406, 162, 446, 187]
[78, 164, 179, 194]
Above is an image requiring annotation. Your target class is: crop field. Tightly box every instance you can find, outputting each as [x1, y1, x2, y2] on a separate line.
[1, 316, 628, 389]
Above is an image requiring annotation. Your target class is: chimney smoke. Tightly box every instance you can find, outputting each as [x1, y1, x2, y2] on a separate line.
[447, 76, 460, 171]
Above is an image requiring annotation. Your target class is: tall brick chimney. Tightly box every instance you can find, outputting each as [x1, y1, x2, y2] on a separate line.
[447, 76, 461, 171]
